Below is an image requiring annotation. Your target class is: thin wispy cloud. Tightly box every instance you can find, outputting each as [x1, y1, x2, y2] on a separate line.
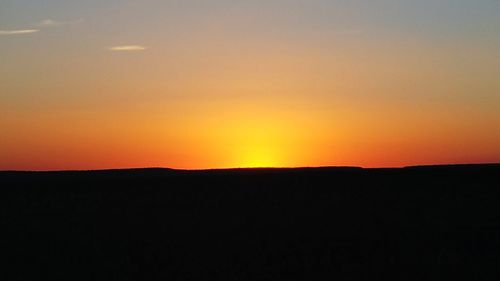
[37, 19, 83, 27]
[109, 45, 147, 51]
[0, 29, 39, 35]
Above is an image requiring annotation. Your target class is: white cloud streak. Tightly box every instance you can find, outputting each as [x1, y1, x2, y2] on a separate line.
[0, 29, 39, 35]
[109, 45, 147, 51]
[38, 19, 61, 27]
[37, 19, 83, 27]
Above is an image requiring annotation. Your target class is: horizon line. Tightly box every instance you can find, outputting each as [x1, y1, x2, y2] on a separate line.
[1, 162, 499, 173]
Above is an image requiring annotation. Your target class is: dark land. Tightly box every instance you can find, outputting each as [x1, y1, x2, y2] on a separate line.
[2, 164, 500, 280]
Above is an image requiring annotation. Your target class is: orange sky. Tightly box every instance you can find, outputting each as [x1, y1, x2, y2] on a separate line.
[1, 0, 499, 170]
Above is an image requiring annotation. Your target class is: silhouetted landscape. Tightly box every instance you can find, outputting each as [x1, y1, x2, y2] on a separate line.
[2, 164, 500, 280]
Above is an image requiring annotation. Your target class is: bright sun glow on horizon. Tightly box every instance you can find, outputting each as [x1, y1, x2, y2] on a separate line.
[193, 109, 315, 169]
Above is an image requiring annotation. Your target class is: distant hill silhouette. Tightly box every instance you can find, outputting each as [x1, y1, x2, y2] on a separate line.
[2, 164, 500, 280]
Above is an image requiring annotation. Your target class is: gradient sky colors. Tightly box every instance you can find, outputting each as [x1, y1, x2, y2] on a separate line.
[1, 0, 500, 170]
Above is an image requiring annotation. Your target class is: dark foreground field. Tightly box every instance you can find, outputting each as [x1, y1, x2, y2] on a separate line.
[2, 164, 500, 280]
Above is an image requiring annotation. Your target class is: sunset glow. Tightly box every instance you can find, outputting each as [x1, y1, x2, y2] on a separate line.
[1, 0, 499, 170]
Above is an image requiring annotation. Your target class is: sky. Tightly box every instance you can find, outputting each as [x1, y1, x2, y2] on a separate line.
[1, 0, 499, 170]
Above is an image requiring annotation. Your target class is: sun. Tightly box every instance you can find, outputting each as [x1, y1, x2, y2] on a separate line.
[239, 144, 280, 168]
[196, 108, 313, 169]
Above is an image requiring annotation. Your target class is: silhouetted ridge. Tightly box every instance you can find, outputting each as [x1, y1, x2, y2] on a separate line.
[2, 164, 500, 281]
